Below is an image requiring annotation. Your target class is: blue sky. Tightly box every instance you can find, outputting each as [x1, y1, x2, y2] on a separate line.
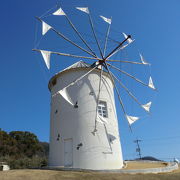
[1, 0, 180, 161]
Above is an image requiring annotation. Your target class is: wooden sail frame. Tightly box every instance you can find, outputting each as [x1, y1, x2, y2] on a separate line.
[33, 5, 155, 131]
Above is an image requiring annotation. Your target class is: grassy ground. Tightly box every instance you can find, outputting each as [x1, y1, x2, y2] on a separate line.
[0, 164, 179, 180]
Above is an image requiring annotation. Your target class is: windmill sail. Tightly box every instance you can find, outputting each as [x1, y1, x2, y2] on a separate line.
[148, 76, 155, 90]
[76, 7, 89, 14]
[40, 50, 51, 69]
[119, 44, 129, 50]
[109, 44, 129, 57]
[42, 21, 52, 35]
[141, 102, 152, 112]
[53, 8, 66, 16]
[139, 53, 149, 65]
[122, 32, 135, 44]
[126, 115, 139, 125]
[100, 15, 112, 24]
[58, 88, 74, 106]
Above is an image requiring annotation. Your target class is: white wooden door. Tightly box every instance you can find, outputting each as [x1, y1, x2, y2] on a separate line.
[64, 138, 73, 167]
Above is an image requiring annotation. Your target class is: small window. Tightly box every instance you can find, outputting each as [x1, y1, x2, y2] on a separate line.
[98, 101, 108, 118]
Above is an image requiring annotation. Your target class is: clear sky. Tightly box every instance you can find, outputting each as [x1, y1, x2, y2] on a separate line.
[1, 0, 180, 161]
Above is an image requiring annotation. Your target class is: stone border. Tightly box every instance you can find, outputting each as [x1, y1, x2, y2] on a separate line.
[46, 161, 179, 174]
[118, 161, 179, 174]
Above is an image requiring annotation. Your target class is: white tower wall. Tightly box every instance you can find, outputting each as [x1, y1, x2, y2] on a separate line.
[48, 67, 123, 170]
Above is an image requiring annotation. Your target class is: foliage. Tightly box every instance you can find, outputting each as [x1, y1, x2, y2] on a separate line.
[0, 156, 47, 169]
[39, 142, 49, 158]
[0, 130, 49, 169]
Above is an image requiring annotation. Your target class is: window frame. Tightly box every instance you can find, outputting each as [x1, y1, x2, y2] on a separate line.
[97, 100, 108, 118]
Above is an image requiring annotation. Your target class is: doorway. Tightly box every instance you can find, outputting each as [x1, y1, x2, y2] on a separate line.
[64, 138, 73, 167]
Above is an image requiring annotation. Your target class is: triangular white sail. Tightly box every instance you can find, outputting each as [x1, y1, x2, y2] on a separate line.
[76, 7, 89, 14]
[100, 15, 112, 24]
[58, 88, 74, 106]
[42, 21, 52, 35]
[148, 76, 155, 90]
[53, 8, 66, 16]
[141, 102, 152, 112]
[139, 53, 149, 65]
[97, 114, 108, 124]
[40, 50, 51, 69]
[126, 115, 139, 125]
[109, 44, 129, 57]
[122, 32, 135, 44]
[120, 44, 129, 50]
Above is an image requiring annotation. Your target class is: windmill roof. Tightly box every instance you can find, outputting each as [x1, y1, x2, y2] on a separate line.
[62, 60, 91, 72]
[48, 60, 94, 90]
[48, 60, 111, 91]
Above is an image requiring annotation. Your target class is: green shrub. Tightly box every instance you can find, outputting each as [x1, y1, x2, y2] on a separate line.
[0, 130, 49, 169]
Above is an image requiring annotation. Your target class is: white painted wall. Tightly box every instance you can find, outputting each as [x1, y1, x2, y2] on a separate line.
[48, 67, 123, 170]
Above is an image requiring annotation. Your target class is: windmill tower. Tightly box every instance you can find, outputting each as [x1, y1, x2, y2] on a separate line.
[48, 61, 124, 170]
[33, 5, 156, 170]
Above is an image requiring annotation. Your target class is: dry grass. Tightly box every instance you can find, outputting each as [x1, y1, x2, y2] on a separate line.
[125, 161, 167, 169]
[0, 166, 179, 180]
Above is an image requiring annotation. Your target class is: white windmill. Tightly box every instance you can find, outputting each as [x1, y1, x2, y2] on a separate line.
[33, 5, 156, 170]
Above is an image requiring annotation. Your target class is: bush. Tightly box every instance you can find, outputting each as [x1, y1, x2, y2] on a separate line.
[0, 156, 48, 169]
[0, 130, 49, 169]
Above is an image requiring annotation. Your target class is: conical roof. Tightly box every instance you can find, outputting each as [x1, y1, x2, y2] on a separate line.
[48, 60, 92, 90]
[62, 60, 90, 72]
[48, 60, 111, 91]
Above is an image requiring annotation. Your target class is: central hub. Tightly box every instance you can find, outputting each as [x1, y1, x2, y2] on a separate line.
[98, 59, 105, 64]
